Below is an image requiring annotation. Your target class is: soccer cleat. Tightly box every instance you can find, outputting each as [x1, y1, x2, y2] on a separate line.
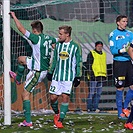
[124, 122, 133, 130]
[54, 114, 60, 125]
[9, 71, 21, 85]
[55, 121, 64, 128]
[118, 113, 128, 120]
[123, 108, 130, 117]
[18, 120, 32, 127]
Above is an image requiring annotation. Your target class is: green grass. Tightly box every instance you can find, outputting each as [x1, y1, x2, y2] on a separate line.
[0, 113, 132, 133]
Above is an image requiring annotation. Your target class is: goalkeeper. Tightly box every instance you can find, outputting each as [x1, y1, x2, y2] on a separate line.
[47, 25, 82, 128]
[9, 11, 57, 127]
[109, 15, 133, 120]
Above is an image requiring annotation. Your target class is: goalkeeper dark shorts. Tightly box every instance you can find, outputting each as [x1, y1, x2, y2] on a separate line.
[113, 60, 133, 88]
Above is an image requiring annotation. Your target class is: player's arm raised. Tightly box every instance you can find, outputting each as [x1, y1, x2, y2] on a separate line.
[9, 11, 26, 35]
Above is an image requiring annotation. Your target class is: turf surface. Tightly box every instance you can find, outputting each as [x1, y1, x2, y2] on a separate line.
[0, 112, 133, 133]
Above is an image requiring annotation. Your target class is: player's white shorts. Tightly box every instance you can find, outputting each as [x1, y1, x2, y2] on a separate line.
[49, 80, 73, 95]
[24, 70, 47, 92]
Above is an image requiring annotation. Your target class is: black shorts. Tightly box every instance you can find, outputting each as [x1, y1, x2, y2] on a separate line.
[113, 60, 133, 87]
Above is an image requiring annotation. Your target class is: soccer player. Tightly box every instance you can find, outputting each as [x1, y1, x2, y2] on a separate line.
[109, 15, 133, 120]
[9, 11, 57, 127]
[47, 25, 82, 128]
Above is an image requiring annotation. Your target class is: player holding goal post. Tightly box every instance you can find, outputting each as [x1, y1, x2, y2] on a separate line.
[9, 11, 57, 127]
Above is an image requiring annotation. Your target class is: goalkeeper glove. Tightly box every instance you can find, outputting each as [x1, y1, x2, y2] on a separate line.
[46, 73, 53, 81]
[73, 77, 80, 87]
[119, 43, 130, 53]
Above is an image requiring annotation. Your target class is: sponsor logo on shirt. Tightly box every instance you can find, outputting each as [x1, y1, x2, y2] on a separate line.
[59, 51, 69, 60]
[116, 35, 125, 40]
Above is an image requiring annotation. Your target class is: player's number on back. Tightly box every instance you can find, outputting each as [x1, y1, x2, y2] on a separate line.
[43, 40, 52, 56]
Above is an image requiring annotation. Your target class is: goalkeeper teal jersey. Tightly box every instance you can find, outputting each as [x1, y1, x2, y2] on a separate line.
[24, 30, 56, 71]
[49, 40, 82, 81]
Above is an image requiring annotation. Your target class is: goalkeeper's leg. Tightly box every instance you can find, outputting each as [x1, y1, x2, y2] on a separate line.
[124, 88, 133, 108]
[123, 88, 133, 117]
[116, 89, 127, 119]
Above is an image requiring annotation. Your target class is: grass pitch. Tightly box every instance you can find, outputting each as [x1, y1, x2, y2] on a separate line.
[0, 112, 132, 133]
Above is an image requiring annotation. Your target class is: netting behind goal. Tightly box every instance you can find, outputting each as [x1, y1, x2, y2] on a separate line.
[1, 0, 133, 114]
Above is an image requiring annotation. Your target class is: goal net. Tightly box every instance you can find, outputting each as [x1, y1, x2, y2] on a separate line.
[1, 0, 132, 115]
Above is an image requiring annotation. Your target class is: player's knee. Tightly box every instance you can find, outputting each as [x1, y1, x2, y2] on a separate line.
[17, 56, 23, 61]
[50, 99, 56, 104]
[18, 56, 26, 65]
[50, 95, 58, 103]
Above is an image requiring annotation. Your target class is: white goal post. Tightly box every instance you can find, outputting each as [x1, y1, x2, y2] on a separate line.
[3, 0, 11, 125]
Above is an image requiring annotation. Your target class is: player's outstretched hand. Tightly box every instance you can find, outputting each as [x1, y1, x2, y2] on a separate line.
[46, 72, 53, 81]
[73, 77, 80, 87]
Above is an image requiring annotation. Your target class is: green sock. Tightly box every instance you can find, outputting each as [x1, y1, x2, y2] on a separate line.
[51, 101, 59, 114]
[16, 64, 25, 82]
[59, 103, 69, 121]
[23, 100, 31, 123]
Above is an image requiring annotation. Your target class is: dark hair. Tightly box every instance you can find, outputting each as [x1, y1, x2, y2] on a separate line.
[95, 41, 103, 47]
[116, 15, 127, 23]
[31, 20, 43, 33]
[59, 25, 72, 36]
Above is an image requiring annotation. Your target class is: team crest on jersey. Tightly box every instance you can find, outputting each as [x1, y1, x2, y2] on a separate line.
[59, 51, 69, 60]
[126, 32, 130, 36]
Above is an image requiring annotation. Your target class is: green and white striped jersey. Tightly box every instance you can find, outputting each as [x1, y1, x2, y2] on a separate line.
[24, 30, 56, 71]
[49, 40, 82, 81]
